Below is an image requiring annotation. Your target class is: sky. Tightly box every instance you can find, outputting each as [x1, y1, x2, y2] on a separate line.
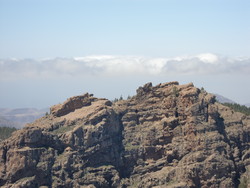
[0, 0, 250, 108]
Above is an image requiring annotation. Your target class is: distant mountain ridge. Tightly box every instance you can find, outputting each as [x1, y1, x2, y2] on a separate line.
[0, 108, 48, 128]
[214, 93, 250, 108]
[245, 103, 250, 107]
[214, 93, 236, 104]
[0, 116, 19, 128]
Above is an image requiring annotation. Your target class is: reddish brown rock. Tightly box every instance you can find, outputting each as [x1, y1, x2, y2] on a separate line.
[50, 93, 98, 117]
[0, 81, 249, 187]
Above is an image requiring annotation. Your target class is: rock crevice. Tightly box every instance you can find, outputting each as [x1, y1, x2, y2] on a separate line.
[0, 81, 250, 187]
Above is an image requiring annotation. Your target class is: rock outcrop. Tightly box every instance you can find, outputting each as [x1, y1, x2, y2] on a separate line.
[0, 81, 250, 188]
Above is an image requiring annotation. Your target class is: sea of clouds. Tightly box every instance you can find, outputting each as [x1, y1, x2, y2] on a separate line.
[1, 53, 250, 80]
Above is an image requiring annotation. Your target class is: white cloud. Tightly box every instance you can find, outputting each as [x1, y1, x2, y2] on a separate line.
[0, 53, 250, 81]
[196, 53, 219, 64]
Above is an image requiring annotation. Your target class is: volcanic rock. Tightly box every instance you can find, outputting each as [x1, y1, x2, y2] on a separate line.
[0, 81, 249, 188]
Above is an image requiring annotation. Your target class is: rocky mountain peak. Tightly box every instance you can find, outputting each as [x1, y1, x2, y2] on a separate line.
[50, 93, 98, 117]
[0, 81, 249, 187]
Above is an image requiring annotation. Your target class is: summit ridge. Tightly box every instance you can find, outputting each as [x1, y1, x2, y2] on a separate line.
[0, 81, 249, 187]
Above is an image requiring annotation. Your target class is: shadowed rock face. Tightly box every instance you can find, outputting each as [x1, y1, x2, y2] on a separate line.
[0, 81, 250, 188]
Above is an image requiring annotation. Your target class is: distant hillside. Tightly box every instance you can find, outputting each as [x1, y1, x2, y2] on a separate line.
[214, 94, 250, 111]
[0, 126, 17, 141]
[0, 116, 20, 128]
[245, 103, 250, 107]
[0, 108, 48, 128]
[214, 93, 236, 104]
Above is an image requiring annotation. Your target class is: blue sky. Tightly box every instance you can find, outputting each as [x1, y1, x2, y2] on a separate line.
[1, 0, 249, 58]
[0, 0, 250, 108]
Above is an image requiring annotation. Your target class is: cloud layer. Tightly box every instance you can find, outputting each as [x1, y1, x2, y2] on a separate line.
[1, 53, 250, 80]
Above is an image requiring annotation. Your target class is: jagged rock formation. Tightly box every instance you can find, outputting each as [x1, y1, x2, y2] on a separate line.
[0, 81, 250, 188]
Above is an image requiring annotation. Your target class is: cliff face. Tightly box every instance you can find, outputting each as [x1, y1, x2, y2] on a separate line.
[0, 82, 250, 188]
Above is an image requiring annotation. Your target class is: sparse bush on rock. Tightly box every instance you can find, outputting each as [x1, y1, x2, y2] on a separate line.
[0, 81, 249, 187]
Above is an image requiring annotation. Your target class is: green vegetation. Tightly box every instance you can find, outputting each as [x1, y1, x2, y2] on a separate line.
[166, 179, 179, 186]
[238, 176, 248, 188]
[223, 103, 250, 116]
[124, 142, 140, 151]
[172, 86, 179, 97]
[52, 125, 74, 134]
[0, 126, 17, 140]
[200, 87, 206, 93]
[127, 180, 140, 188]
[119, 95, 123, 101]
[113, 95, 133, 103]
[113, 95, 124, 103]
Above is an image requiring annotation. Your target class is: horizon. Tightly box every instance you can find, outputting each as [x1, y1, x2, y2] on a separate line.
[1, 53, 250, 109]
[0, 0, 249, 108]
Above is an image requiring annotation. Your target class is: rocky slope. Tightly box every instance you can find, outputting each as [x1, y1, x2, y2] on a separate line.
[0, 82, 250, 188]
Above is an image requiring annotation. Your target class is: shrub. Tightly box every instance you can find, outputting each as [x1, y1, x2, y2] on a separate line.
[0, 126, 17, 140]
[223, 103, 250, 116]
